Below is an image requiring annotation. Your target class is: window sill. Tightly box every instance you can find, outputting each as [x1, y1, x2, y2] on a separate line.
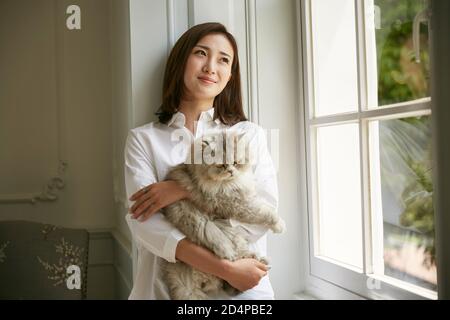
[292, 291, 319, 300]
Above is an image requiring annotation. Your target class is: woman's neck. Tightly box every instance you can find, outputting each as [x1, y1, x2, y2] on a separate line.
[178, 100, 213, 135]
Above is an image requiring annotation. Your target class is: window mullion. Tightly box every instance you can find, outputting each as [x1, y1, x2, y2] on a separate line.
[301, 0, 319, 264]
[361, 100, 431, 120]
[355, 0, 372, 275]
[356, 0, 368, 113]
[310, 99, 431, 126]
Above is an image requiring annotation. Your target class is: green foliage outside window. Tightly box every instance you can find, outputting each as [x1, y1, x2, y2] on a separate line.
[375, 0, 434, 267]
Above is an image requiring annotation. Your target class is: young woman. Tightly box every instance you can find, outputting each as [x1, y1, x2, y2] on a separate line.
[124, 22, 279, 299]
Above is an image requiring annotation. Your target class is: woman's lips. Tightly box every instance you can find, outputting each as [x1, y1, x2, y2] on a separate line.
[198, 77, 216, 84]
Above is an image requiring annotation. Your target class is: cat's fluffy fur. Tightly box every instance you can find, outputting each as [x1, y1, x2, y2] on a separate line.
[161, 131, 285, 300]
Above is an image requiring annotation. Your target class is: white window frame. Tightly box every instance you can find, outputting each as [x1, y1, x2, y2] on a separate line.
[298, 0, 436, 300]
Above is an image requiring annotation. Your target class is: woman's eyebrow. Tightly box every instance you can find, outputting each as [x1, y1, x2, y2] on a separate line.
[195, 45, 232, 58]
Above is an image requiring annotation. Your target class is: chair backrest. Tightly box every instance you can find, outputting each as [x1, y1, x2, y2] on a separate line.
[0, 220, 89, 300]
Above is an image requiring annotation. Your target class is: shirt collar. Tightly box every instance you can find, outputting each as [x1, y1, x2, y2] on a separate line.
[166, 112, 184, 128]
[167, 107, 221, 128]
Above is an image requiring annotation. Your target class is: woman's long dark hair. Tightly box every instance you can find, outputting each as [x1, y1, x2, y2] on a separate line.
[156, 22, 247, 125]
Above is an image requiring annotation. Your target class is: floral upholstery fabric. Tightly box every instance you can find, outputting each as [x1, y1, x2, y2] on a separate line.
[0, 220, 89, 299]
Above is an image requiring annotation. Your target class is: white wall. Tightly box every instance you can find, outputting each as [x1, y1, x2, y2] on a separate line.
[255, 0, 304, 300]
[110, 0, 133, 244]
[0, 0, 115, 229]
[0, 0, 131, 299]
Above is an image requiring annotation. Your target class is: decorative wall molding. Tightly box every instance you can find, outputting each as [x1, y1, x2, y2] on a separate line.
[187, 0, 195, 28]
[245, 0, 260, 124]
[87, 229, 132, 299]
[166, 0, 175, 52]
[0, 161, 67, 204]
[0, 0, 68, 205]
[187, 0, 234, 30]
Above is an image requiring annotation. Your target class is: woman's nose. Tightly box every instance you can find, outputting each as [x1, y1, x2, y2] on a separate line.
[203, 60, 216, 74]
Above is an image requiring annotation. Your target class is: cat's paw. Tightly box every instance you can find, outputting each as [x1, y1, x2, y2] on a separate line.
[259, 256, 270, 265]
[271, 218, 286, 233]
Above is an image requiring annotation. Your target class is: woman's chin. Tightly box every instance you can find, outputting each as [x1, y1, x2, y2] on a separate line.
[190, 86, 219, 98]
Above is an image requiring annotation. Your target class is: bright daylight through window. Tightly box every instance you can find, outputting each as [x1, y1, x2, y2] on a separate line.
[303, 0, 435, 298]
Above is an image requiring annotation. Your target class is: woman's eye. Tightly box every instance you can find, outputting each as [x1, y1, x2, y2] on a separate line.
[221, 57, 229, 64]
[195, 50, 207, 56]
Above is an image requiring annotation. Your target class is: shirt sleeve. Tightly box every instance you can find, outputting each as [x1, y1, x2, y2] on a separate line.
[230, 125, 279, 243]
[124, 129, 185, 263]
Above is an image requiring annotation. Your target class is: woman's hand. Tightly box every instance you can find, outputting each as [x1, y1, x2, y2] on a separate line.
[175, 239, 268, 293]
[129, 181, 189, 221]
[221, 258, 269, 292]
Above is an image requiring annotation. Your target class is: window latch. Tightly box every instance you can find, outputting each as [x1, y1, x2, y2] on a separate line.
[413, 4, 431, 64]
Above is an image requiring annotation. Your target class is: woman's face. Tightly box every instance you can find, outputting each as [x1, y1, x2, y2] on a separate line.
[183, 33, 234, 104]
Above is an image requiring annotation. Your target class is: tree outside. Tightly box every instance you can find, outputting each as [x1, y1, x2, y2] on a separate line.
[374, 0, 436, 290]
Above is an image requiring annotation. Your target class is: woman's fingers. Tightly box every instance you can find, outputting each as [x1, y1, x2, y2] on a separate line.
[129, 184, 151, 201]
[130, 181, 184, 220]
[134, 199, 164, 221]
[254, 260, 269, 279]
[130, 188, 154, 213]
[131, 195, 147, 213]
[140, 202, 164, 221]
[255, 260, 269, 272]
[255, 262, 268, 278]
[133, 198, 154, 218]
[129, 187, 162, 220]
[142, 204, 159, 220]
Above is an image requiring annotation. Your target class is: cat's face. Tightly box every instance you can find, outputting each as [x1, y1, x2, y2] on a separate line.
[207, 161, 249, 181]
[192, 131, 251, 182]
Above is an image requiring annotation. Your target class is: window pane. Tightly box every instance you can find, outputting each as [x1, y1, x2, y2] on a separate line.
[316, 124, 363, 268]
[370, 116, 436, 291]
[311, 0, 359, 116]
[372, 0, 430, 106]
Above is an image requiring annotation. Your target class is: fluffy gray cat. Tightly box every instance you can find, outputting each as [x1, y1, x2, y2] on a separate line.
[162, 131, 285, 300]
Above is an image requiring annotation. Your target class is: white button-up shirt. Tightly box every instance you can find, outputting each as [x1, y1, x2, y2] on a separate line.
[124, 107, 279, 300]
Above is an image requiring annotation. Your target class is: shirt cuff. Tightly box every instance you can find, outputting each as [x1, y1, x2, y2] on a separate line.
[162, 228, 186, 263]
